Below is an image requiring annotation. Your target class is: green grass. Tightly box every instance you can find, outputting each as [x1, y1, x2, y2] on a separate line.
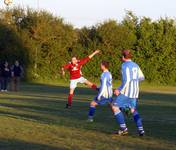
[0, 83, 175, 150]
[34, 78, 176, 93]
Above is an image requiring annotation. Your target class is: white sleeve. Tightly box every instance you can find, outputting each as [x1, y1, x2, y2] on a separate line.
[138, 67, 145, 81]
[97, 77, 107, 100]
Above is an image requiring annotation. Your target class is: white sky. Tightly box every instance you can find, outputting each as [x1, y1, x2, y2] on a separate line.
[0, 0, 175, 28]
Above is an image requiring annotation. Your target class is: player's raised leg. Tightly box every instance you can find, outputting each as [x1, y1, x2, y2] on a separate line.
[61, 50, 101, 107]
[84, 80, 97, 90]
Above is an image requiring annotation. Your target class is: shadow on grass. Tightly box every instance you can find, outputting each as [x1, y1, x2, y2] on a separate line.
[0, 139, 66, 150]
[0, 97, 111, 133]
[0, 83, 176, 143]
[19, 82, 97, 96]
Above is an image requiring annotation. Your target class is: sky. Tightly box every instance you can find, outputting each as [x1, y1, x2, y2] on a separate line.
[0, 0, 175, 28]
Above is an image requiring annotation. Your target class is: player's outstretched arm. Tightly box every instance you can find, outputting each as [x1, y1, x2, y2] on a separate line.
[79, 50, 101, 66]
[88, 49, 101, 59]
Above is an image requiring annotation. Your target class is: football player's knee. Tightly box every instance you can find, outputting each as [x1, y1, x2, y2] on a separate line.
[131, 108, 135, 113]
[85, 81, 92, 86]
[112, 105, 120, 113]
[69, 88, 75, 94]
[90, 101, 97, 107]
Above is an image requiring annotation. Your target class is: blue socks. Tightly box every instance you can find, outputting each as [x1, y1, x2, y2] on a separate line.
[88, 106, 96, 118]
[114, 111, 127, 130]
[133, 111, 144, 131]
[114, 110, 144, 132]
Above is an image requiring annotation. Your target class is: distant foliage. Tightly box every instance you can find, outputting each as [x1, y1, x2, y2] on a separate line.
[0, 8, 176, 85]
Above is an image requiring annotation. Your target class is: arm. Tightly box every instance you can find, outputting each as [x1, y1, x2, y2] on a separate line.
[118, 67, 128, 91]
[97, 76, 107, 100]
[79, 50, 101, 66]
[11, 65, 14, 77]
[114, 65, 129, 95]
[20, 66, 24, 77]
[8, 67, 11, 77]
[61, 63, 71, 76]
[138, 67, 145, 81]
[88, 49, 100, 59]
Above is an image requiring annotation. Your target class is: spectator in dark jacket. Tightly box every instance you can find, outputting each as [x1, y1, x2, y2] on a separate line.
[1, 61, 11, 92]
[11, 60, 23, 91]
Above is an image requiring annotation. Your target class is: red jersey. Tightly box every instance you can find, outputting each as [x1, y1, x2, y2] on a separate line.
[63, 57, 90, 80]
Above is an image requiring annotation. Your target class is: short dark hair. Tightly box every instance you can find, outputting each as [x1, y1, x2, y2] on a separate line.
[122, 49, 132, 59]
[101, 61, 109, 69]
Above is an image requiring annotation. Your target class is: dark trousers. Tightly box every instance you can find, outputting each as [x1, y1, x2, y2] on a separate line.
[1, 77, 9, 90]
[11, 76, 20, 91]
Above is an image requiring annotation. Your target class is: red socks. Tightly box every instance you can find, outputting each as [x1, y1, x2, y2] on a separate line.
[68, 94, 73, 106]
[91, 84, 97, 90]
[68, 84, 97, 106]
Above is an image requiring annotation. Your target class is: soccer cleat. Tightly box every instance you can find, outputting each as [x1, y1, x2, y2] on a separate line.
[87, 117, 94, 123]
[65, 104, 71, 109]
[138, 130, 145, 136]
[113, 128, 128, 136]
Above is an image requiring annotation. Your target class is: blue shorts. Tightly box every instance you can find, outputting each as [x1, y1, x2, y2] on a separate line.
[113, 94, 137, 109]
[94, 96, 113, 105]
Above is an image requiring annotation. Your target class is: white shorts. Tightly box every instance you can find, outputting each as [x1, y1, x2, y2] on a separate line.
[70, 77, 87, 89]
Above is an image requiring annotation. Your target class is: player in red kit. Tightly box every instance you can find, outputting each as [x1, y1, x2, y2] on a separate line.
[62, 50, 100, 108]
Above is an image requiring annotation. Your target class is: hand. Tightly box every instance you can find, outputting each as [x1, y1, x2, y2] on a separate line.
[97, 96, 101, 101]
[89, 50, 101, 59]
[114, 89, 120, 96]
[11, 72, 14, 77]
[94, 49, 101, 54]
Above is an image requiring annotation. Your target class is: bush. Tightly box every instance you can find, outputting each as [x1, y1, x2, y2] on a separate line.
[0, 8, 175, 85]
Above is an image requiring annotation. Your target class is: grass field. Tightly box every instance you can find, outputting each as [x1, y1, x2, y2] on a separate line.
[0, 83, 175, 150]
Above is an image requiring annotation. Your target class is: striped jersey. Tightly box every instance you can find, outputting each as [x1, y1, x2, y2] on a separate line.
[97, 70, 113, 100]
[118, 60, 145, 98]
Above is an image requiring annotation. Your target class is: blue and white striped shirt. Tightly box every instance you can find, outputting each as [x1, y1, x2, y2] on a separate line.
[118, 60, 145, 98]
[97, 70, 113, 100]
